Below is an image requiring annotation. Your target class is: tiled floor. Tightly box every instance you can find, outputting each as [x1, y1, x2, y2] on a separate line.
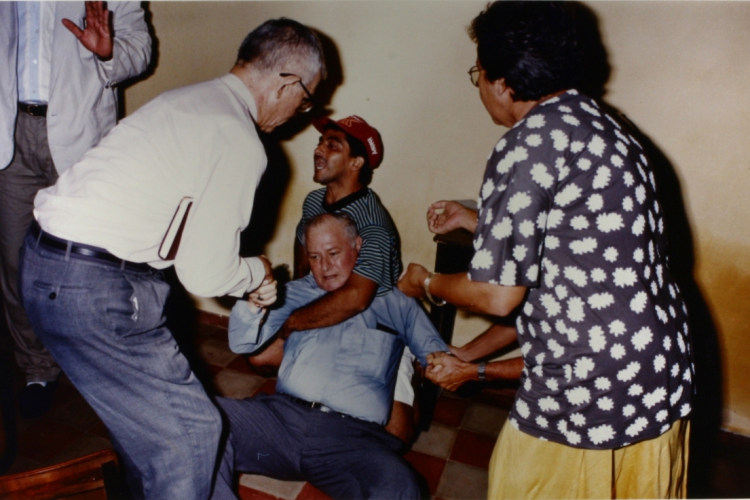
[2, 316, 750, 499]
[0, 318, 513, 500]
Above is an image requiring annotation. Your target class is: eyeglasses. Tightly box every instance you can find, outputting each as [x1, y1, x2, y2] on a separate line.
[279, 72, 315, 113]
[468, 66, 481, 87]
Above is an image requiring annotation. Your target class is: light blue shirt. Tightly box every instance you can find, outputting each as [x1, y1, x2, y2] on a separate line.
[16, 2, 55, 104]
[229, 274, 448, 424]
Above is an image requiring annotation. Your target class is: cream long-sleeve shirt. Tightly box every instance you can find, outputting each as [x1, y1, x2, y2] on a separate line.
[34, 73, 267, 298]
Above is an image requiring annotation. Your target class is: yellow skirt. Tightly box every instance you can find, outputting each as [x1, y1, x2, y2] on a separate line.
[487, 419, 690, 499]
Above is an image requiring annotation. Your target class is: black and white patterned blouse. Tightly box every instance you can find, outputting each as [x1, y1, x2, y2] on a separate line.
[470, 90, 693, 449]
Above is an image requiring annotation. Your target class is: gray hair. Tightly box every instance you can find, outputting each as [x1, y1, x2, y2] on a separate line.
[301, 213, 359, 249]
[237, 18, 326, 86]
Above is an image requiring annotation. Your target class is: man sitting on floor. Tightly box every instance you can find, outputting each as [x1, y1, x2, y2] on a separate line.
[211, 213, 450, 500]
[248, 115, 417, 443]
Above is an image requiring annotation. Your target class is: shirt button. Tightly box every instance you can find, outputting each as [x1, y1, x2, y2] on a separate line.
[33, 59, 38, 64]
[49, 292, 57, 300]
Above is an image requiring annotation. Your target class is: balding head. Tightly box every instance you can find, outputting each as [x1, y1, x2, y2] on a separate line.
[301, 214, 362, 292]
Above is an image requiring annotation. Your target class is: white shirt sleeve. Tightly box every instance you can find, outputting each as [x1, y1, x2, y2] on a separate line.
[172, 129, 267, 298]
[228, 300, 265, 354]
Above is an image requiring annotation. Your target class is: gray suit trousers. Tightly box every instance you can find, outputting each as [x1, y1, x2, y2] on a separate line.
[0, 112, 60, 383]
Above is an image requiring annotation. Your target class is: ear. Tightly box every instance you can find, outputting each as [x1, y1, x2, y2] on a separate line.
[349, 156, 365, 172]
[489, 77, 513, 100]
[354, 236, 363, 252]
[275, 73, 298, 98]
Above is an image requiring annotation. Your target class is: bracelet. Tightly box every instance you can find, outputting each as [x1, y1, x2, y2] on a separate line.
[423, 272, 446, 306]
[477, 361, 487, 381]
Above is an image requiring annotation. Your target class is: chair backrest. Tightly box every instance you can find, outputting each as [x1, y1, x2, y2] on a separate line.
[0, 449, 127, 499]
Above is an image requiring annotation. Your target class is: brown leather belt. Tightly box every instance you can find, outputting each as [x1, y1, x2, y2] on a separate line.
[18, 102, 48, 117]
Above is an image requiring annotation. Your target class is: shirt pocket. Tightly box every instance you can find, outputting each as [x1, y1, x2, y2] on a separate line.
[339, 328, 398, 381]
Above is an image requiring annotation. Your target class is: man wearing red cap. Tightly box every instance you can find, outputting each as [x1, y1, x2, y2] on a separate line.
[249, 115, 417, 442]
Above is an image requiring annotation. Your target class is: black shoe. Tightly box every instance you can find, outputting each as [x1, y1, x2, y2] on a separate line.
[19, 379, 59, 419]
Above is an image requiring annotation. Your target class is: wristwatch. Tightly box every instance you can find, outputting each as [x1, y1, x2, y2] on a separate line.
[477, 361, 487, 381]
[423, 272, 446, 306]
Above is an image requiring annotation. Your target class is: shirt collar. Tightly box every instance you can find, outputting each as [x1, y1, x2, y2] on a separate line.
[219, 73, 258, 121]
[323, 187, 369, 213]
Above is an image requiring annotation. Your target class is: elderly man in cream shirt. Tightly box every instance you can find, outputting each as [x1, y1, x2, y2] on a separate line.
[19, 19, 325, 500]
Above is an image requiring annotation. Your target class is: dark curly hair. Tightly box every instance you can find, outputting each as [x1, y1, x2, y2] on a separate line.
[469, 1, 583, 102]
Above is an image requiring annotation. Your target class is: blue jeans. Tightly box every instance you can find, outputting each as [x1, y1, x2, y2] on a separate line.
[212, 393, 423, 500]
[19, 230, 222, 499]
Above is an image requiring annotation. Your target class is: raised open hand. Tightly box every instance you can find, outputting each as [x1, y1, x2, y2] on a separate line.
[62, 2, 113, 60]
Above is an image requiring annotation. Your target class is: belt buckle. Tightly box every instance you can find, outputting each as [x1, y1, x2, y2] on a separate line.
[20, 103, 45, 117]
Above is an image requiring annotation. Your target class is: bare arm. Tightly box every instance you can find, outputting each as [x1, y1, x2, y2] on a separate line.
[450, 323, 518, 362]
[425, 353, 524, 391]
[278, 272, 378, 340]
[398, 263, 526, 318]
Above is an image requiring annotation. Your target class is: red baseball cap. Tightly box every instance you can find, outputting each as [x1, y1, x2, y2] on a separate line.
[313, 115, 384, 169]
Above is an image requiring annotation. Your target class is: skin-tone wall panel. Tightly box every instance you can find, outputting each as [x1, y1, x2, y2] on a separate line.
[122, 1, 750, 436]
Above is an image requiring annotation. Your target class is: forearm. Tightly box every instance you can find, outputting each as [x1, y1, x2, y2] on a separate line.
[448, 357, 524, 383]
[427, 354, 524, 390]
[431, 272, 525, 317]
[174, 143, 267, 298]
[462, 209, 478, 233]
[101, 4, 151, 82]
[282, 273, 377, 335]
[453, 323, 517, 362]
[487, 357, 524, 380]
[175, 254, 266, 298]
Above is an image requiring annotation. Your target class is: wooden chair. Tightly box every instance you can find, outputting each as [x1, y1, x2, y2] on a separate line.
[0, 449, 129, 499]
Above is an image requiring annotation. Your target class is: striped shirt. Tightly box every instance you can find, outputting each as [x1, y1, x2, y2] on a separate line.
[296, 188, 401, 296]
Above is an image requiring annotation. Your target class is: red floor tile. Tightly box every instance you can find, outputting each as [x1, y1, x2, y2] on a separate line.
[404, 450, 446, 495]
[195, 323, 229, 344]
[253, 379, 277, 396]
[238, 485, 280, 500]
[432, 395, 469, 427]
[207, 363, 225, 376]
[226, 355, 255, 375]
[449, 429, 497, 470]
[295, 482, 331, 500]
[471, 386, 517, 409]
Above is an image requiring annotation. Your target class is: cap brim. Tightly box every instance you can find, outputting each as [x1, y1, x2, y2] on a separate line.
[312, 116, 333, 134]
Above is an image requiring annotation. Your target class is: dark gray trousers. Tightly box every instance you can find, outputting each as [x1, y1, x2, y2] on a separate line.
[0, 112, 60, 383]
[212, 393, 423, 500]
